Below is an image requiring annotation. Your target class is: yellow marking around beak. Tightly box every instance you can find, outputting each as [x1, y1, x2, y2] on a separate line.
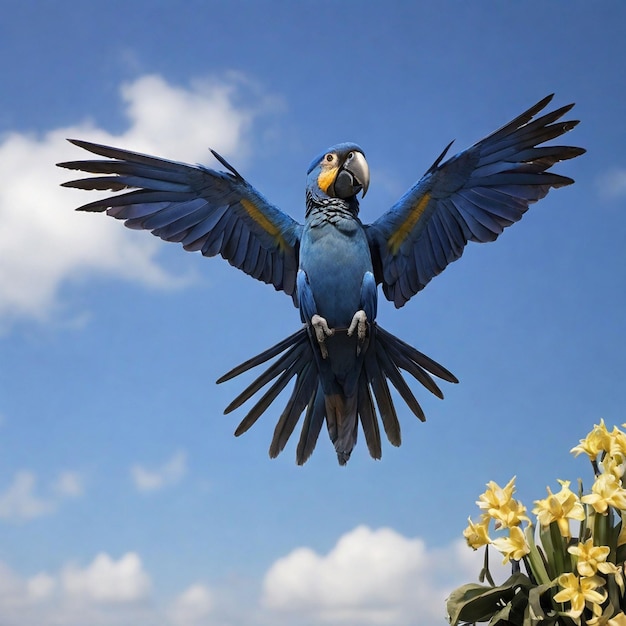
[387, 192, 432, 255]
[317, 167, 338, 194]
[240, 198, 288, 251]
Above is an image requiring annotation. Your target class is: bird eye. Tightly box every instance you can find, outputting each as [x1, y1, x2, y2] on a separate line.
[325, 154, 334, 162]
[347, 152, 354, 159]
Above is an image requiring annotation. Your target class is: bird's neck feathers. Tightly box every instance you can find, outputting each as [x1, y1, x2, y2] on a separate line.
[305, 188, 360, 219]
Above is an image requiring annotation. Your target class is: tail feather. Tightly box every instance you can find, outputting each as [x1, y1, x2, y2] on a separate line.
[376, 325, 458, 383]
[224, 341, 308, 413]
[325, 393, 359, 466]
[269, 361, 318, 458]
[357, 374, 382, 460]
[363, 345, 402, 447]
[216, 322, 457, 464]
[375, 338, 426, 422]
[296, 385, 326, 465]
[216, 328, 308, 383]
[233, 350, 306, 436]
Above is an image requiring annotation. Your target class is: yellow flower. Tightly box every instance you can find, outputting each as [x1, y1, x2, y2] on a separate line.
[491, 498, 530, 529]
[582, 473, 626, 514]
[463, 516, 491, 550]
[568, 539, 610, 577]
[571, 420, 612, 460]
[476, 476, 528, 528]
[611, 426, 626, 462]
[532, 480, 585, 537]
[601, 454, 626, 482]
[491, 526, 530, 564]
[477, 477, 516, 513]
[609, 612, 626, 626]
[588, 610, 626, 626]
[599, 561, 625, 595]
[554, 573, 607, 619]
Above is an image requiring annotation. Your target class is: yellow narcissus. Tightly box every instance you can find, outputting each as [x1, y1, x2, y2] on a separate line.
[463, 515, 491, 550]
[571, 420, 612, 460]
[582, 473, 626, 514]
[554, 573, 607, 620]
[491, 526, 530, 564]
[568, 539, 611, 577]
[532, 480, 585, 537]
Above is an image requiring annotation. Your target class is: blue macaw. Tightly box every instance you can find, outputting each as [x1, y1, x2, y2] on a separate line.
[58, 95, 584, 465]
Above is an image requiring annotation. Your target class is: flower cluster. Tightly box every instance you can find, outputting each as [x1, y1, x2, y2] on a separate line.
[448, 421, 626, 626]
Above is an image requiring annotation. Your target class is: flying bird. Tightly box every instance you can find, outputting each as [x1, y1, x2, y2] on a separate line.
[58, 95, 584, 465]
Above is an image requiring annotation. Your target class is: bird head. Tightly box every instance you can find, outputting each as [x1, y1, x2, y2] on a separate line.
[306, 143, 370, 202]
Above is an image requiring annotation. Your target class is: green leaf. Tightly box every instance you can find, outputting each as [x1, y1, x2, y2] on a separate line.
[524, 524, 551, 585]
[447, 574, 534, 626]
[528, 580, 559, 623]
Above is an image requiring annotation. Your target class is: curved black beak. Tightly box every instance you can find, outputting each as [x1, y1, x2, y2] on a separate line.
[333, 151, 370, 199]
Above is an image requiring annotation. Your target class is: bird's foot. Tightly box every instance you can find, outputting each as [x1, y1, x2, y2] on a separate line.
[347, 310, 368, 355]
[311, 314, 335, 359]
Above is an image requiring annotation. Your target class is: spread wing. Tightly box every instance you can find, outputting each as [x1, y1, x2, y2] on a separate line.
[366, 95, 585, 308]
[58, 140, 302, 298]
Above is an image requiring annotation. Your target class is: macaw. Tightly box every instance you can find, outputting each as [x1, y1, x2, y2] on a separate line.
[58, 95, 584, 465]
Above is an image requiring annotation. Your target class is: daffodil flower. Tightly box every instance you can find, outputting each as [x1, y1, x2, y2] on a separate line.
[608, 612, 626, 626]
[610, 427, 626, 465]
[582, 473, 626, 514]
[571, 419, 612, 460]
[532, 480, 585, 537]
[588, 610, 626, 626]
[491, 526, 530, 564]
[476, 477, 516, 513]
[475, 476, 529, 528]
[568, 539, 610, 577]
[601, 454, 626, 482]
[463, 515, 491, 550]
[553, 573, 607, 620]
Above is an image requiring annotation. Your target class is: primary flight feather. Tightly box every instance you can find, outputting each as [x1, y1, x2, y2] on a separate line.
[58, 94, 584, 465]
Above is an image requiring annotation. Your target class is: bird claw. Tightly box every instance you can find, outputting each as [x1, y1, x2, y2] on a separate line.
[311, 314, 335, 359]
[347, 310, 368, 355]
[347, 310, 367, 340]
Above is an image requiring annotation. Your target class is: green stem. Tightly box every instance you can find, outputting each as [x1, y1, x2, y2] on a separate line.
[524, 523, 551, 586]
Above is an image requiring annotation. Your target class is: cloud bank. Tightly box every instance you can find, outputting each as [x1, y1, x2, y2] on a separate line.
[131, 449, 187, 493]
[263, 525, 484, 626]
[0, 73, 270, 328]
[0, 526, 494, 626]
[0, 470, 84, 522]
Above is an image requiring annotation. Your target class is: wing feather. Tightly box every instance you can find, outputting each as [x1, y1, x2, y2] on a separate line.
[367, 95, 585, 307]
[58, 140, 302, 298]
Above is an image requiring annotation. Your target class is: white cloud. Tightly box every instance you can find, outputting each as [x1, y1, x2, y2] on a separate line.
[61, 552, 151, 605]
[52, 471, 85, 498]
[0, 470, 85, 522]
[0, 553, 156, 626]
[26, 572, 56, 601]
[597, 168, 626, 198]
[0, 73, 271, 328]
[0, 471, 53, 521]
[0, 531, 506, 626]
[168, 583, 214, 626]
[263, 525, 492, 626]
[131, 449, 187, 492]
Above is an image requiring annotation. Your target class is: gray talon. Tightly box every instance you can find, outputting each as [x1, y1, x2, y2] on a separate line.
[311, 314, 335, 359]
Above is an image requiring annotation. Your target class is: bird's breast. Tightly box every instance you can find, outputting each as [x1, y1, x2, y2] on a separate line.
[300, 214, 374, 328]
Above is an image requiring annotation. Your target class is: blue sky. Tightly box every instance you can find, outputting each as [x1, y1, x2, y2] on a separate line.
[0, 2, 625, 625]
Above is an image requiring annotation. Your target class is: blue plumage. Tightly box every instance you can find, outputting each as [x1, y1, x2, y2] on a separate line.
[58, 95, 584, 465]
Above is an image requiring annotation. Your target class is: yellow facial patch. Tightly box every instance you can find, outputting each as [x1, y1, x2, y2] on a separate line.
[317, 166, 338, 194]
[387, 192, 432, 255]
[240, 198, 288, 251]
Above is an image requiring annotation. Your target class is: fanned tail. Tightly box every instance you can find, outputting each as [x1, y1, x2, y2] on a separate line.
[216, 324, 457, 465]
